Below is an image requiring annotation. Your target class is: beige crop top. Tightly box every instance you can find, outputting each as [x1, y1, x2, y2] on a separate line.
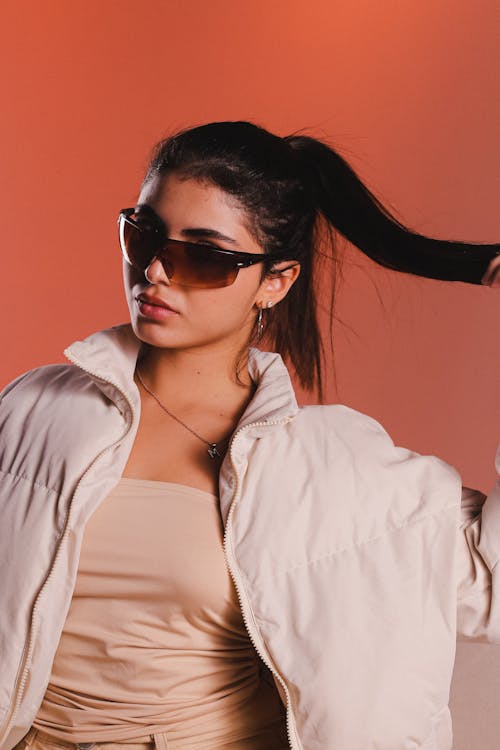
[33, 478, 289, 749]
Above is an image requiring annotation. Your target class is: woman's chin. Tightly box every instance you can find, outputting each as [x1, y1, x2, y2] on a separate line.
[130, 317, 172, 345]
[130, 318, 199, 351]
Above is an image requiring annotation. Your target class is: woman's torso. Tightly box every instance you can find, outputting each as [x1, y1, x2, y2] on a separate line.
[32, 477, 289, 749]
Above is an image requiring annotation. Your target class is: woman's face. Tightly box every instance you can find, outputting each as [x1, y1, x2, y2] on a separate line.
[122, 173, 299, 353]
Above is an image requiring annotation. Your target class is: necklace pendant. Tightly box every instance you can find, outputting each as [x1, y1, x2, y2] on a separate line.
[208, 443, 220, 459]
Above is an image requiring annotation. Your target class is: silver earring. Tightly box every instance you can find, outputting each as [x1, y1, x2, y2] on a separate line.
[256, 301, 273, 342]
[257, 306, 264, 341]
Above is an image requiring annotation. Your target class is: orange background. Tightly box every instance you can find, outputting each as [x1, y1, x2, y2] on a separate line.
[1, 2, 499, 745]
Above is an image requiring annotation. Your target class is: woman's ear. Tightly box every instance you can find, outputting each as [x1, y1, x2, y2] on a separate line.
[256, 261, 301, 306]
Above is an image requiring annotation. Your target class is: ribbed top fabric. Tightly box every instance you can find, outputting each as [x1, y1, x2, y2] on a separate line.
[33, 477, 289, 749]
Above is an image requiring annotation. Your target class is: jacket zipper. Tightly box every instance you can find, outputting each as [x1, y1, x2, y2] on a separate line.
[222, 418, 302, 750]
[0, 364, 137, 745]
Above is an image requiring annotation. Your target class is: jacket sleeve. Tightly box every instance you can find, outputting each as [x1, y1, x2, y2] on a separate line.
[456, 441, 500, 643]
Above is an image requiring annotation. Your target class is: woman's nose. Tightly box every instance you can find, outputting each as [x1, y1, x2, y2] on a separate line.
[144, 255, 172, 284]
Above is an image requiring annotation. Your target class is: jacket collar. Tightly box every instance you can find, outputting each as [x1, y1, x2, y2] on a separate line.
[63, 322, 299, 431]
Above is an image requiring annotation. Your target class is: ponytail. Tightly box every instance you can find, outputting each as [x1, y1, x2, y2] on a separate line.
[285, 134, 500, 285]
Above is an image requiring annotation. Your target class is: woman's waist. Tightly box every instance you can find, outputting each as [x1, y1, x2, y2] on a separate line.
[32, 672, 287, 745]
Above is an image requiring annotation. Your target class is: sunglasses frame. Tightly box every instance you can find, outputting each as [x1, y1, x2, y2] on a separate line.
[118, 205, 298, 281]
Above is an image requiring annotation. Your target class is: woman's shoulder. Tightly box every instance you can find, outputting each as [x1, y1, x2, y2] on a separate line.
[0, 359, 127, 460]
[274, 403, 463, 522]
[295, 402, 395, 443]
[289, 402, 406, 468]
[291, 402, 462, 489]
[0, 361, 92, 409]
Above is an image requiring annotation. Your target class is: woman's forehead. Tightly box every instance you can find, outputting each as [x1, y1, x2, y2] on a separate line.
[137, 173, 262, 250]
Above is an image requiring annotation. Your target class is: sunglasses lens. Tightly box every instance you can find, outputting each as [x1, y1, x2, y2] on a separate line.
[119, 214, 241, 288]
[119, 215, 157, 269]
[176, 244, 239, 288]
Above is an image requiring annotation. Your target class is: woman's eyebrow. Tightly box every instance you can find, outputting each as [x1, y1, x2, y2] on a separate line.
[180, 227, 237, 243]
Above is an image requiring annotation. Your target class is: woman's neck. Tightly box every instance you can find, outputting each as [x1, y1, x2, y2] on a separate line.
[135, 342, 256, 412]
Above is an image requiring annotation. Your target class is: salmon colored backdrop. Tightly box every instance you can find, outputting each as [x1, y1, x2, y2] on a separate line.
[1, 2, 499, 746]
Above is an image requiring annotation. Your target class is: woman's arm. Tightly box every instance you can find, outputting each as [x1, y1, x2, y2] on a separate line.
[456, 254, 500, 638]
[456, 443, 500, 642]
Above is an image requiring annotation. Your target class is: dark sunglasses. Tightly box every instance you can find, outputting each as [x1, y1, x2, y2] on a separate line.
[117, 204, 298, 289]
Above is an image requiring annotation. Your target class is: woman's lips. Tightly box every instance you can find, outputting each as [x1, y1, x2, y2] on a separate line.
[136, 297, 178, 319]
[136, 294, 176, 310]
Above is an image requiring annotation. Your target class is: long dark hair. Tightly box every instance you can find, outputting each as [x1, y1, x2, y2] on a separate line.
[140, 120, 499, 400]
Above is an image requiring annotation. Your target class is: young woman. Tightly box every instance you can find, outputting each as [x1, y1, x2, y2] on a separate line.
[1, 121, 499, 750]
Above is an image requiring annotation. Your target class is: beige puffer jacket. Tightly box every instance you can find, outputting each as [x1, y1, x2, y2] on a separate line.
[0, 323, 499, 750]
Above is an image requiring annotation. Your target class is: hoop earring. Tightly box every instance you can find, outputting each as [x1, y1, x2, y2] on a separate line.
[256, 300, 273, 342]
[257, 307, 264, 341]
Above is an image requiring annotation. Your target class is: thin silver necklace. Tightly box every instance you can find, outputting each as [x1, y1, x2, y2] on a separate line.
[135, 366, 225, 460]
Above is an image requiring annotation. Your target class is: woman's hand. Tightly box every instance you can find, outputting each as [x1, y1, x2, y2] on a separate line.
[481, 255, 500, 287]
